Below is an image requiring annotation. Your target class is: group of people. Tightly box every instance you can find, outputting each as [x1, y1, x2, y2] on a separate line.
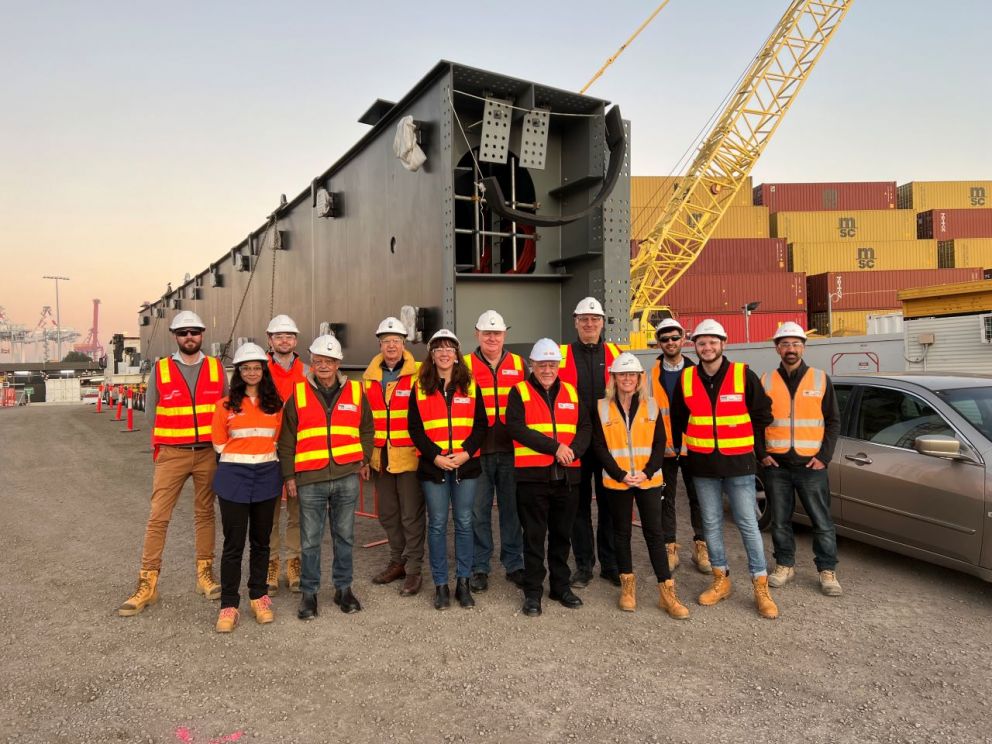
[117, 297, 843, 630]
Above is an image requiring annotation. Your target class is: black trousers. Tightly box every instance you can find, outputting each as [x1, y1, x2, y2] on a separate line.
[218, 496, 278, 609]
[571, 455, 617, 573]
[660, 457, 704, 544]
[516, 481, 579, 600]
[605, 486, 671, 582]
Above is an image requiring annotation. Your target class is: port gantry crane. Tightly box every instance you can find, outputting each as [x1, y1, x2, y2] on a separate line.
[628, 0, 854, 347]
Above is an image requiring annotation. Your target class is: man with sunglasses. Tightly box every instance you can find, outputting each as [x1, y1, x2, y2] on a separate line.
[651, 318, 710, 575]
[118, 311, 228, 617]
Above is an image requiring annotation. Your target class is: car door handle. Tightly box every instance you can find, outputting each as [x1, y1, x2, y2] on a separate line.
[844, 453, 873, 465]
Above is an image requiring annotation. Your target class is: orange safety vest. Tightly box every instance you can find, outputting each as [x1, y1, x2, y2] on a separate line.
[597, 397, 665, 490]
[463, 351, 526, 426]
[649, 360, 678, 458]
[413, 381, 480, 457]
[557, 342, 622, 389]
[364, 374, 415, 448]
[293, 380, 365, 470]
[512, 380, 581, 468]
[152, 356, 224, 446]
[761, 367, 826, 456]
[681, 363, 754, 456]
[268, 354, 307, 403]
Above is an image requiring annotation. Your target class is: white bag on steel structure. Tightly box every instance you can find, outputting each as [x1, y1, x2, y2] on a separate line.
[393, 115, 426, 172]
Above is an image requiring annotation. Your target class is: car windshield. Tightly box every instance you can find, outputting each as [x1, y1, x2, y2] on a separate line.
[936, 386, 992, 443]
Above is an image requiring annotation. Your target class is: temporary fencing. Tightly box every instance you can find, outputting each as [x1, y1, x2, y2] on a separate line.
[356, 479, 387, 549]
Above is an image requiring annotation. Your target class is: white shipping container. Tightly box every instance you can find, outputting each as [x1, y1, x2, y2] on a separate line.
[44, 378, 82, 403]
[866, 313, 904, 335]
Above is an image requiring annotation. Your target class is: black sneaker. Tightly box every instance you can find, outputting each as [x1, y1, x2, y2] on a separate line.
[469, 572, 489, 592]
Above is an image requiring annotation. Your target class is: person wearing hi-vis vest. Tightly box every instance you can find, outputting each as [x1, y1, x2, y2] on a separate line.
[118, 311, 228, 617]
[759, 322, 843, 597]
[591, 353, 690, 618]
[276, 334, 374, 621]
[464, 310, 526, 594]
[670, 319, 779, 619]
[505, 339, 591, 617]
[406, 329, 489, 611]
[558, 297, 623, 590]
[362, 316, 426, 598]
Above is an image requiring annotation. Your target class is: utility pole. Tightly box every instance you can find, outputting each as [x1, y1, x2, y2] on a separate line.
[742, 301, 761, 343]
[43, 275, 70, 362]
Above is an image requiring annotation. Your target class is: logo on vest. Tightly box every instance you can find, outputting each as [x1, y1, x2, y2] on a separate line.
[802, 390, 823, 397]
[557, 402, 575, 410]
[453, 397, 471, 405]
[501, 369, 521, 376]
[394, 389, 411, 397]
[719, 394, 743, 403]
[337, 403, 358, 412]
[162, 390, 182, 401]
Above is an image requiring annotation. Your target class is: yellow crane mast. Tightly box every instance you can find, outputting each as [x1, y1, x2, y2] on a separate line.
[628, 0, 854, 346]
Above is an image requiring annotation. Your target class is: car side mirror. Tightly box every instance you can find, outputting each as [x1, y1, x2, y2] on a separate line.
[914, 435, 962, 459]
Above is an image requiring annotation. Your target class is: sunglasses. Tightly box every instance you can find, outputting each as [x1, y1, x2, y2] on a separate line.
[175, 329, 202, 337]
[657, 334, 682, 343]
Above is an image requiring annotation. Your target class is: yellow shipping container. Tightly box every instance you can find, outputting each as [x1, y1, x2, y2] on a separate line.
[808, 309, 894, 337]
[631, 175, 752, 240]
[937, 238, 992, 269]
[897, 181, 992, 211]
[789, 239, 937, 274]
[710, 206, 769, 239]
[772, 209, 917, 242]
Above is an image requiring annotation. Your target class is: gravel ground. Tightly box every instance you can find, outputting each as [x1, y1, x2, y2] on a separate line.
[2, 404, 992, 744]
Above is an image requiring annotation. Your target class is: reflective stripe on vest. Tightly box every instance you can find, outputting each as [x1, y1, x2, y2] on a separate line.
[597, 397, 664, 490]
[681, 362, 754, 455]
[152, 356, 224, 445]
[512, 380, 581, 468]
[463, 352, 525, 426]
[364, 374, 415, 448]
[293, 380, 364, 470]
[557, 342, 622, 388]
[761, 368, 826, 456]
[413, 381, 479, 456]
[649, 360, 678, 457]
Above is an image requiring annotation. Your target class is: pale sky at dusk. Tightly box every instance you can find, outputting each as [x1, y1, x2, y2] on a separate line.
[2, 0, 989, 349]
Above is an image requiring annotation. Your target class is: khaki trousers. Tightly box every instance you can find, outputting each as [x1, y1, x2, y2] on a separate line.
[373, 470, 425, 573]
[140, 446, 217, 571]
[269, 488, 301, 561]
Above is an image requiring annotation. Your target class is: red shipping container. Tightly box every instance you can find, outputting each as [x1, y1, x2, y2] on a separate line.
[673, 311, 808, 345]
[917, 209, 992, 240]
[753, 182, 897, 213]
[664, 272, 806, 313]
[806, 268, 983, 313]
[681, 238, 788, 275]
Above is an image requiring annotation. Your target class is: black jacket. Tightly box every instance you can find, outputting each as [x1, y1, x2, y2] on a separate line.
[407, 382, 488, 483]
[766, 361, 841, 466]
[591, 393, 668, 484]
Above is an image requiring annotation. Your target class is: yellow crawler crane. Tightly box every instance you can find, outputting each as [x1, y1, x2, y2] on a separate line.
[628, 0, 854, 348]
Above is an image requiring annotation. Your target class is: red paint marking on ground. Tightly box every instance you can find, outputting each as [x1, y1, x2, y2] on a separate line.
[175, 728, 194, 743]
[209, 732, 244, 743]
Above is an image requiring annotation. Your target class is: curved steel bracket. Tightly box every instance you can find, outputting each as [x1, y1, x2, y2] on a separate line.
[481, 105, 625, 228]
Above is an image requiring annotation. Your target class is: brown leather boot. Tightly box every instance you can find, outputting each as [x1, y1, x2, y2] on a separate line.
[665, 543, 680, 572]
[286, 557, 302, 593]
[618, 573, 636, 612]
[753, 575, 780, 619]
[698, 568, 732, 606]
[266, 558, 280, 596]
[118, 570, 159, 617]
[692, 539, 712, 573]
[372, 561, 406, 585]
[195, 559, 221, 600]
[400, 573, 423, 596]
[658, 579, 690, 619]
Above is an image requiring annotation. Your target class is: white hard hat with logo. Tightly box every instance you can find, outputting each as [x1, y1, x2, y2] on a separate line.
[266, 314, 300, 334]
[573, 297, 605, 317]
[690, 319, 728, 341]
[428, 329, 460, 346]
[772, 321, 808, 341]
[529, 338, 562, 362]
[169, 311, 206, 331]
[232, 342, 268, 366]
[610, 352, 644, 374]
[476, 310, 508, 332]
[309, 334, 343, 360]
[375, 317, 407, 337]
[655, 318, 684, 335]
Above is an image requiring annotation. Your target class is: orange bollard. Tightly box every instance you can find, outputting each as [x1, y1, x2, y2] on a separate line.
[95, 384, 103, 413]
[121, 389, 140, 433]
[114, 389, 124, 421]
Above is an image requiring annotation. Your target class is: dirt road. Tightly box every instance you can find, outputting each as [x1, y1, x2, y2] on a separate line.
[2, 405, 991, 743]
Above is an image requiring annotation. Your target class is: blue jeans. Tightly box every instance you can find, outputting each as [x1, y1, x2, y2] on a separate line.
[423, 472, 477, 586]
[764, 463, 838, 571]
[472, 452, 524, 574]
[297, 475, 359, 593]
[694, 474, 768, 577]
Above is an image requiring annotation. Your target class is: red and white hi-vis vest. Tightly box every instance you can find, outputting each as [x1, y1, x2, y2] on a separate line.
[293, 380, 364, 471]
[268, 354, 307, 403]
[364, 374, 415, 448]
[413, 381, 480, 457]
[512, 380, 581, 468]
[681, 363, 755, 456]
[152, 356, 224, 447]
[463, 351, 526, 426]
[557, 342, 622, 388]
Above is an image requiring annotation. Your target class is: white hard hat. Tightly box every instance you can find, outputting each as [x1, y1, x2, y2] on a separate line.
[309, 334, 343, 360]
[169, 311, 206, 331]
[429, 329, 459, 346]
[232, 342, 268, 366]
[690, 319, 728, 341]
[573, 297, 605, 317]
[772, 321, 808, 341]
[476, 310, 508, 332]
[610, 352, 644, 374]
[529, 338, 562, 362]
[655, 318, 684, 335]
[266, 314, 299, 334]
[375, 316, 407, 337]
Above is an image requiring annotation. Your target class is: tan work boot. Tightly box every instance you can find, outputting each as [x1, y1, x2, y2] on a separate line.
[658, 579, 690, 619]
[665, 543, 680, 572]
[249, 595, 275, 624]
[698, 568, 732, 606]
[753, 575, 779, 619]
[286, 557, 302, 593]
[618, 573, 636, 612]
[118, 569, 159, 617]
[819, 569, 843, 597]
[266, 558, 280, 596]
[195, 559, 221, 600]
[215, 607, 239, 633]
[692, 539, 712, 573]
[768, 564, 795, 588]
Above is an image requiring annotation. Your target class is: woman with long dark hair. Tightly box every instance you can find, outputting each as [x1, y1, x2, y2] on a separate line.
[210, 342, 285, 632]
[407, 329, 488, 610]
